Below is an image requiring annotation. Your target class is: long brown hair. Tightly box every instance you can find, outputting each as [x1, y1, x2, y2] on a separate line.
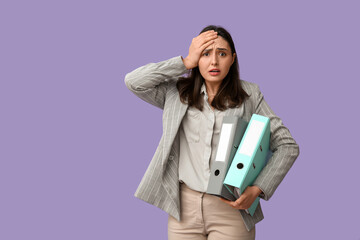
[176, 25, 249, 111]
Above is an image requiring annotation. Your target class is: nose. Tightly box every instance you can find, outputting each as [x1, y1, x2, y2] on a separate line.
[211, 51, 218, 66]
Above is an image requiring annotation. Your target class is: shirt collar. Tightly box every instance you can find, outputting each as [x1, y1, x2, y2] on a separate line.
[200, 83, 207, 96]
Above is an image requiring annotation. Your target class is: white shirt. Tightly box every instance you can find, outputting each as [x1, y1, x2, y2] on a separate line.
[178, 83, 226, 192]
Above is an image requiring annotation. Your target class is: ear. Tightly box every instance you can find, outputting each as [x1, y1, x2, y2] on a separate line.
[232, 53, 236, 64]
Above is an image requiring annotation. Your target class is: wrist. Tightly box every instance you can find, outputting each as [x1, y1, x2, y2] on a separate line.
[252, 186, 263, 196]
[181, 56, 195, 70]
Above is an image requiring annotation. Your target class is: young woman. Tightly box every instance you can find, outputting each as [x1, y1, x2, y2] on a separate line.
[125, 25, 299, 240]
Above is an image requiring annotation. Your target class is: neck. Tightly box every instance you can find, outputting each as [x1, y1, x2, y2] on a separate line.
[205, 81, 222, 96]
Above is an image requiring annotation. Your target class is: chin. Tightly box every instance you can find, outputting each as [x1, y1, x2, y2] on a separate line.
[204, 77, 224, 84]
[210, 74, 225, 80]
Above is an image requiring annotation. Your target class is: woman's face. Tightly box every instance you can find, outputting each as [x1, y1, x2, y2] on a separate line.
[198, 36, 236, 85]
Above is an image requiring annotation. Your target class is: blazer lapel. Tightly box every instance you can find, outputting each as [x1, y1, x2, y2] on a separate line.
[161, 91, 188, 166]
[224, 102, 245, 118]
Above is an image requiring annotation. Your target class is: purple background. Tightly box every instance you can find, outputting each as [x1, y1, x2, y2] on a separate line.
[1, 0, 359, 239]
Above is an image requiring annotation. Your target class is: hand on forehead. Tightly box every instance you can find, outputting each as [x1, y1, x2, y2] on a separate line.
[206, 37, 230, 52]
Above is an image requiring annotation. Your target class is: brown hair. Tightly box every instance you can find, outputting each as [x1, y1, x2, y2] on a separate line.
[176, 25, 249, 111]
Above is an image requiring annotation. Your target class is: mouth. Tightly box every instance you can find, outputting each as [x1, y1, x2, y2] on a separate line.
[209, 69, 220, 76]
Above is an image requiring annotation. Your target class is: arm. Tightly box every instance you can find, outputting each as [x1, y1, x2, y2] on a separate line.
[219, 84, 299, 210]
[124, 56, 189, 109]
[252, 85, 300, 201]
[124, 31, 218, 109]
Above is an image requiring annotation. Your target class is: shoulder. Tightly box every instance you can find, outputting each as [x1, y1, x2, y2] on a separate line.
[240, 79, 260, 97]
[239, 80, 263, 114]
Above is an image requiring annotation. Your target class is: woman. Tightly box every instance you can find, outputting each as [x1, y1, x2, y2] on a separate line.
[125, 25, 299, 240]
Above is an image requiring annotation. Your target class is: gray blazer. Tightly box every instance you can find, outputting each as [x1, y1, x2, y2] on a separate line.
[124, 55, 300, 231]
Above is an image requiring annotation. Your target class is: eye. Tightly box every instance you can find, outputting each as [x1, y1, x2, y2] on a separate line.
[203, 52, 209, 56]
[219, 52, 226, 56]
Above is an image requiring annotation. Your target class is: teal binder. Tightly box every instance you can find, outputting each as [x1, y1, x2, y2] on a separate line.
[223, 114, 271, 216]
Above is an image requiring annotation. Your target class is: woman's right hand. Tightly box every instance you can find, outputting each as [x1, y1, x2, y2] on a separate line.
[182, 30, 218, 69]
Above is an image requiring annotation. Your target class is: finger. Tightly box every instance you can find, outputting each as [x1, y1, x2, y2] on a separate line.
[199, 39, 215, 52]
[197, 31, 217, 41]
[206, 31, 218, 37]
[195, 36, 217, 48]
[235, 194, 246, 206]
[204, 34, 218, 42]
[199, 33, 218, 46]
[233, 200, 241, 208]
[235, 197, 243, 206]
[200, 30, 215, 35]
[202, 31, 217, 37]
[220, 198, 239, 209]
[219, 198, 232, 204]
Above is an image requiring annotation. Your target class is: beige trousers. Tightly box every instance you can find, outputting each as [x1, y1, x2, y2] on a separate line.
[168, 183, 255, 240]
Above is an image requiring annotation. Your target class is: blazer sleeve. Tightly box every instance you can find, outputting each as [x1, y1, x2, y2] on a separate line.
[124, 56, 189, 109]
[251, 84, 300, 201]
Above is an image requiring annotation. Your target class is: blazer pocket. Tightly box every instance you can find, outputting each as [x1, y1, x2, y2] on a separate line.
[182, 108, 200, 143]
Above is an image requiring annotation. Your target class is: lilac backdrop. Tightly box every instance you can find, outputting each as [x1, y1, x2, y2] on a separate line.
[1, 0, 359, 239]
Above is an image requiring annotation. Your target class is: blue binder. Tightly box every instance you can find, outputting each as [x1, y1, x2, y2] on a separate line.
[223, 114, 271, 216]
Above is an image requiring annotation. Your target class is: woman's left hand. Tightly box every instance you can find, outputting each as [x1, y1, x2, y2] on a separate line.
[220, 186, 263, 210]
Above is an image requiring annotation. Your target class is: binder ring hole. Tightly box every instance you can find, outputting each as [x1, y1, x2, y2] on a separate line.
[237, 163, 244, 169]
[215, 170, 220, 176]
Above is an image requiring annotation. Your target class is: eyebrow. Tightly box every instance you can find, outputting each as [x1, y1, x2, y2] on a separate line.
[203, 48, 229, 52]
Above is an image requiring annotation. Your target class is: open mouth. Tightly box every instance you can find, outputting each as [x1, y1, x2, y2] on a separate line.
[209, 70, 220, 76]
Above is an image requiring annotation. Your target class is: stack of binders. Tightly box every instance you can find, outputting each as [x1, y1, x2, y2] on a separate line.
[206, 114, 271, 216]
